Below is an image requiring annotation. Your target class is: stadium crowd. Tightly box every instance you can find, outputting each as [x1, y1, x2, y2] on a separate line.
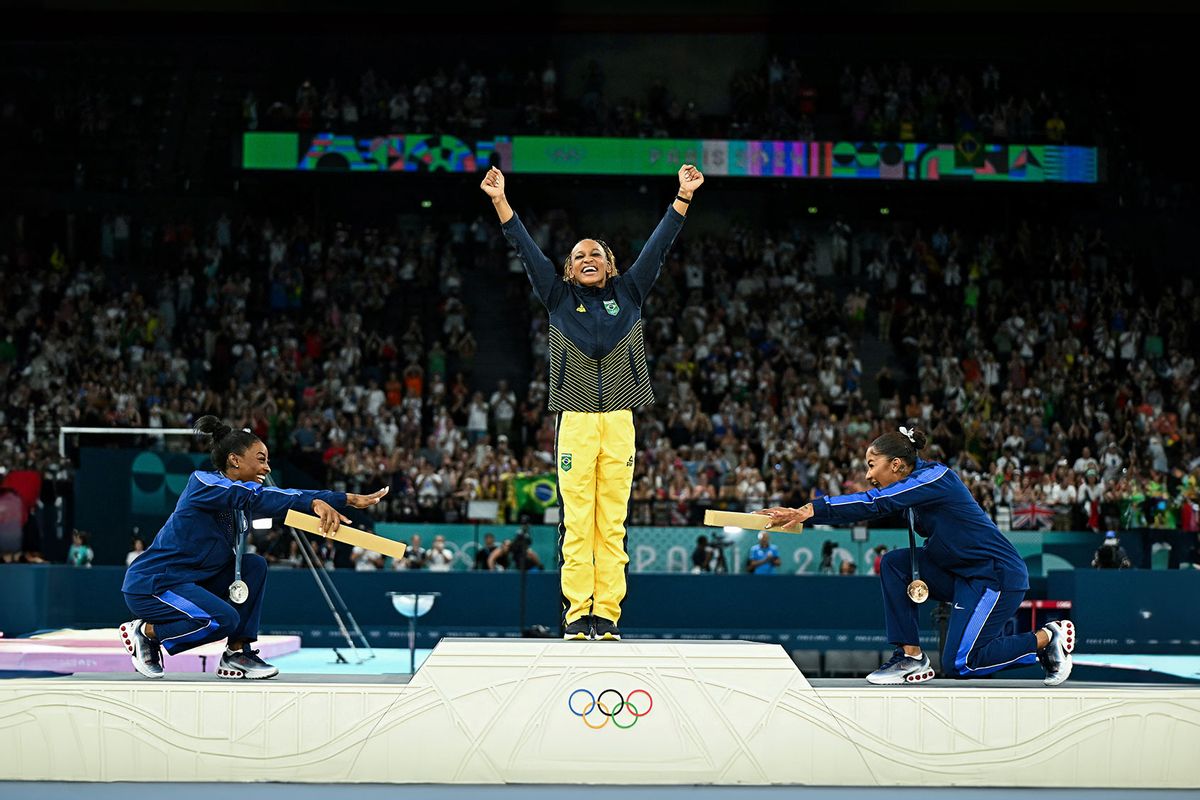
[2, 194, 1197, 566]
[250, 56, 1087, 144]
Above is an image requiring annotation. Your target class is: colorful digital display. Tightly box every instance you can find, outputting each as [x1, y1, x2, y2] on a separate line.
[242, 132, 1101, 183]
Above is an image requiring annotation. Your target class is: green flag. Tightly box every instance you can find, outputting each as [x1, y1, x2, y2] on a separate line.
[513, 473, 558, 514]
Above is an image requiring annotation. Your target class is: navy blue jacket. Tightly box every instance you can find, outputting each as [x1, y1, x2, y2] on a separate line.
[807, 459, 1029, 590]
[501, 205, 685, 412]
[122, 472, 345, 595]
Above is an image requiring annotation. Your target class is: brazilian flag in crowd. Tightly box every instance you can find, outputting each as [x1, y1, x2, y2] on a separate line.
[511, 473, 558, 515]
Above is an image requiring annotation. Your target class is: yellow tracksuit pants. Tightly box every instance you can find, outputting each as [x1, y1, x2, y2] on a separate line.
[556, 409, 636, 625]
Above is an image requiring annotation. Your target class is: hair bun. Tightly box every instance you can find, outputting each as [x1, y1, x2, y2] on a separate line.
[899, 425, 928, 451]
[194, 414, 233, 443]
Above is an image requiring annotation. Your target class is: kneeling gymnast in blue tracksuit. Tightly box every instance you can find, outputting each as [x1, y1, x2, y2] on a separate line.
[759, 426, 1075, 686]
[120, 415, 388, 680]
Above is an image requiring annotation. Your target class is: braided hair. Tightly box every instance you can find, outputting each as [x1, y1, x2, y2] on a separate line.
[562, 238, 618, 283]
[194, 415, 261, 472]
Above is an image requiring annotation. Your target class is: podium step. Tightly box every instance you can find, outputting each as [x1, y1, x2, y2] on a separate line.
[0, 639, 1197, 787]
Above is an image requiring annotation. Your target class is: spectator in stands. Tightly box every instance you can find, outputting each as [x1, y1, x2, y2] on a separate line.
[426, 533, 454, 572]
[67, 530, 94, 567]
[746, 531, 782, 575]
[397, 533, 427, 570]
[125, 537, 146, 566]
[487, 537, 543, 571]
[352, 545, 384, 571]
[490, 379, 517, 440]
[474, 532, 498, 570]
[871, 545, 889, 576]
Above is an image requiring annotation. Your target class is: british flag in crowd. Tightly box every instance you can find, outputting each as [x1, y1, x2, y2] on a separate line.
[1011, 503, 1057, 530]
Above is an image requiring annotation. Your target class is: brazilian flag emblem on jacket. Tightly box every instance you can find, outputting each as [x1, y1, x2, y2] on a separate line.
[603, 299, 620, 316]
[560, 453, 572, 472]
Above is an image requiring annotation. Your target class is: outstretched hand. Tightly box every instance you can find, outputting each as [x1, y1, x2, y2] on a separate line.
[678, 164, 704, 195]
[347, 486, 389, 509]
[754, 504, 813, 530]
[480, 166, 505, 199]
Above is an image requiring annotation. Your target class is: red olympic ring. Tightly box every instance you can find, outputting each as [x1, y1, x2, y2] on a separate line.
[567, 688, 653, 730]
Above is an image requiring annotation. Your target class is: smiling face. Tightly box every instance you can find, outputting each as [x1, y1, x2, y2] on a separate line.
[864, 446, 908, 490]
[568, 239, 611, 287]
[227, 440, 271, 484]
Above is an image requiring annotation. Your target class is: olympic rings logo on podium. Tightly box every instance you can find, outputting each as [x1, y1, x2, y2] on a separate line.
[567, 688, 653, 730]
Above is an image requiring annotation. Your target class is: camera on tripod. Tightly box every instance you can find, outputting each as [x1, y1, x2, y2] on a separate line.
[709, 531, 734, 550]
[511, 524, 533, 559]
[819, 539, 837, 573]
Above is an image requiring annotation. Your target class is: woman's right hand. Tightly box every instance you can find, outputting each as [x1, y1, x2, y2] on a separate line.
[346, 486, 390, 509]
[480, 166, 505, 199]
[312, 499, 351, 535]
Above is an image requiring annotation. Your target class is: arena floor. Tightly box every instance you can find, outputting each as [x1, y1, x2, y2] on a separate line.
[6, 784, 1199, 799]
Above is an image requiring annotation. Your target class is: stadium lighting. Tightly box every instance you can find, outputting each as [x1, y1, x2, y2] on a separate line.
[252, 518, 273, 530]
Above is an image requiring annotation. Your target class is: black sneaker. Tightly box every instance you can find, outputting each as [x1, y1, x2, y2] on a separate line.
[120, 618, 163, 679]
[563, 616, 591, 640]
[591, 617, 621, 641]
[216, 645, 279, 680]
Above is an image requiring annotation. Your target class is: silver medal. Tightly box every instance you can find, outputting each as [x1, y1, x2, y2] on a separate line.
[228, 580, 249, 605]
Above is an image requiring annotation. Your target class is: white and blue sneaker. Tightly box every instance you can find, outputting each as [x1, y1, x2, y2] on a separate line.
[216, 645, 279, 680]
[867, 649, 935, 685]
[1039, 620, 1075, 686]
[120, 619, 163, 679]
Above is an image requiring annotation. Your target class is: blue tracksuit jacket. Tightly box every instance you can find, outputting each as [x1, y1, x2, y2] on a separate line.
[122, 471, 345, 595]
[807, 458, 1029, 590]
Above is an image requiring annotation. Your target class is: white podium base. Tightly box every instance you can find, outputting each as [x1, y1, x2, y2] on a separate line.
[1, 639, 1197, 787]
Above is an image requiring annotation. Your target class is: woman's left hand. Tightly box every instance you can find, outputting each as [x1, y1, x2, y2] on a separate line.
[678, 163, 704, 196]
[346, 486, 390, 509]
[754, 504, 813, 530]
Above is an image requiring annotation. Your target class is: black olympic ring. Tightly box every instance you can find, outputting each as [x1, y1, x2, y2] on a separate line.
[567, 688, 653, 730]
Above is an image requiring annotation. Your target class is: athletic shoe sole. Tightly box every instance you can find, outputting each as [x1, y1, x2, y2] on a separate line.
[216, 665, 279, 680]
[866, 667, 935, 685]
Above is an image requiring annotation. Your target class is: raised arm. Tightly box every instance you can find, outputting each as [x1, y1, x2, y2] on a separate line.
[481, 165, 514, 224]
[624, 164, 704, 303]
[481, 166, 561, 307]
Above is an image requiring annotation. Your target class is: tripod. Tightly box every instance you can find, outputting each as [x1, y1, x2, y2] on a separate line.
[264, 474, 375, 663]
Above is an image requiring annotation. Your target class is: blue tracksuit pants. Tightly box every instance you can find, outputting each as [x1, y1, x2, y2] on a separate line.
[123, 553, 268, 655]
[880, 548, 1039, 677]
